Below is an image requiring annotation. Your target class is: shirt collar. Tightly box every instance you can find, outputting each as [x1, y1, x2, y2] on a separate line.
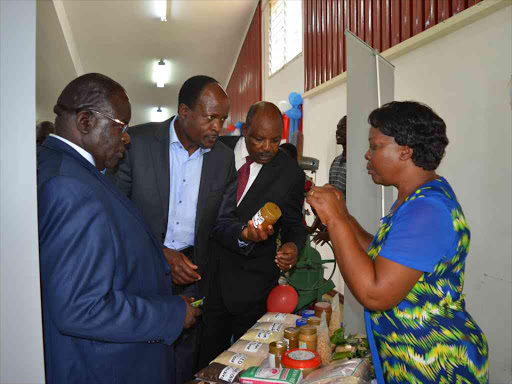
[234, 136, 250, 163]
[169, 116, 211, 156]
[49, 133, 96, 167]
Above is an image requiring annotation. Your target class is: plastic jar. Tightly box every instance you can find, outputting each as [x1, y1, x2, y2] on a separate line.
[295, 318, 307, 328]
[307, 316, 321, 327]
[283, 327, 300, 350]
[298, 325, 317, 351]
[268, 341, 287, 368]
[314, 301, 332, 324]
[252, 202, 281, 229]
[301, 309, 315, 319]
[281, 349, 322, 377]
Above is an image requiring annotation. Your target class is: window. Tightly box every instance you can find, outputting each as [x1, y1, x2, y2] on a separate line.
[268, 0, 302, 76]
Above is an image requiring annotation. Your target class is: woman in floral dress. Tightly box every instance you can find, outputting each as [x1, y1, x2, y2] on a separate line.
[307, 101, 488, 383]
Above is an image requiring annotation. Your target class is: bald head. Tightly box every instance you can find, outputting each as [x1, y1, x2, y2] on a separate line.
[245, 101, 283, 134]
[54, 73, 127, 133]
[243, 101, 283, 164]
[51, 73, 131, 171]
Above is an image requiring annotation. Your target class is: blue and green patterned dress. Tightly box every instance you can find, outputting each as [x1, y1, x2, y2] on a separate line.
[364, 177, 489, 384]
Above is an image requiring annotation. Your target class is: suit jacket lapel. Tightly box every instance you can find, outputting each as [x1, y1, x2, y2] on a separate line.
[42, 137, 164, 250]
[151, 118, 172, 226]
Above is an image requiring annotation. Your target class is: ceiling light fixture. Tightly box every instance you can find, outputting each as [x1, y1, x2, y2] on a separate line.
[154, 60, 168, 88]
[150, 106, 170, 122]
[155, 0, 167, 22]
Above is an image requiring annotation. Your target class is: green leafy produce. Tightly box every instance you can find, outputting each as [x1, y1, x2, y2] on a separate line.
[332, 351, 352, 361]
[329, 327, 345, 345]
[330, 331, 371, 361]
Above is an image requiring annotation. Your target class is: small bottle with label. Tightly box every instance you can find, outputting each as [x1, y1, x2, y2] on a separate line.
[298, 325, 317, 351]
[307, 316, 321, 327]
[314, 301, 332, 324]
[268, 341, 288, 368]
[251, 202, 281, 229]
[283, 327, 300, 350]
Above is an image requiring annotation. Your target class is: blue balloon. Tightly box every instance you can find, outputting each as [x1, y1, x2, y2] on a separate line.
[285, 107, 302, 120]
[288, 92, 303, 107]
[235, 121, 243, 129]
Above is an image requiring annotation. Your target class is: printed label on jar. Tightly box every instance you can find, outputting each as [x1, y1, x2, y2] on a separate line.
[284, 338, 290, 348]
[268, 353, 278, 368]
[271, 313, 287, 321]
[269, 323, 283, 332]
[299, 341, 307, 349]
[229, 353, 247, 366]
[219, 366, 242, 383]
[244, 341, 263, 352]
[288, 350, 316, 361]
[256, 330, 271, 340]
[252, 210, 265, 228]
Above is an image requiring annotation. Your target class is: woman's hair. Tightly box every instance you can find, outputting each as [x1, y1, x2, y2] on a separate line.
[368, 101, 449, 171]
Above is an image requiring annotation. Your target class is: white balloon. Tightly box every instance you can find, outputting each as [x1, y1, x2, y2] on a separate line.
[277, 100, 292, 113]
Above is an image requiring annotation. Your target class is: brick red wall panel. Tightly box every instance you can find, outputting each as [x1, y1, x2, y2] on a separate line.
[304, 0, 476, 91]
[226, 2, 262, 125]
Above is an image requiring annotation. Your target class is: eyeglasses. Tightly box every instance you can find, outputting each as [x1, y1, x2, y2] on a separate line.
[89, 110, 129, 134]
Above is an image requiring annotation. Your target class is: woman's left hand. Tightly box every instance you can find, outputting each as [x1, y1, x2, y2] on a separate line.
[306, 184, 349, 227]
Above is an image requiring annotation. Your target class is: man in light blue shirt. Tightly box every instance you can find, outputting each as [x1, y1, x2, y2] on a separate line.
[115, 75, 271, 383]
[164, 117, 209, 253]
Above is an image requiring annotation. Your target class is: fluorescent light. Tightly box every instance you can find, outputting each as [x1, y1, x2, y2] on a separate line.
[153, 60, 169, 88]
[155, 0, 167, 22]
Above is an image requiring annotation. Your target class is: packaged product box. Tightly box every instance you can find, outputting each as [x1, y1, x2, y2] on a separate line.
[239, 366, 303, 384]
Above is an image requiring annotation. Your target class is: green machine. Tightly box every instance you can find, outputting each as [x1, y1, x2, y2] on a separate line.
[287, 235, 337, 311]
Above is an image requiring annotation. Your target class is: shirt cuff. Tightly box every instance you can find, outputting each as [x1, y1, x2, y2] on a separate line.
[238, 239, 250, 247]
[238, 224, 250, 247]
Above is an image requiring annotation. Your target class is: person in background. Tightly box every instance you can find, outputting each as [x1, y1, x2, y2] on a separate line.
[36, 120, 55, 146]
[307, 101, 488, 383]
[312, 115, 346, 245]
[199, 101, 306, 368]
[329, 115, 347, 195]
[279, 142, 298, 162]
[112, 75, 271, 383]
[37, 73, 199, 384]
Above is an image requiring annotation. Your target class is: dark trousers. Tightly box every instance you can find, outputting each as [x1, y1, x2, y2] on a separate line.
[173, 247, 201, 384]
[197, 273, 267, 371]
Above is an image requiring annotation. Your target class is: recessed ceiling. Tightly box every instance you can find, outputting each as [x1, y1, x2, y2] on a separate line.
[36, 0, 259, 125]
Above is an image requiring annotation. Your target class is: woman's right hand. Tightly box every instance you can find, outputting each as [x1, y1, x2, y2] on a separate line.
[306, 184, 349, 227]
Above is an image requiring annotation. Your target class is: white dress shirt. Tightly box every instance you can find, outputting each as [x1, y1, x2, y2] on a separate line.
[234, 136, 263, 206]
[49, 134, 96, 167]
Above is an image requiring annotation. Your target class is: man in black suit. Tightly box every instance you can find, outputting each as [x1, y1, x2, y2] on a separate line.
[113, 76, 269, 383]
[199, 101, 306, 367]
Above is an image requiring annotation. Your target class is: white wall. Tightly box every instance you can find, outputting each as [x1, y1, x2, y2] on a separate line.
[36, 0, 77, 122]
[0, 1, 46, 383]
[261, 0, 345, 293]
[264, 4, 512, 383]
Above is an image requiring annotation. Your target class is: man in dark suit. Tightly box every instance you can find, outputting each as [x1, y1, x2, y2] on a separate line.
[199, 101, 306, 367]
[37, 73, 199, 384]
[113, 75, 270, 383]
